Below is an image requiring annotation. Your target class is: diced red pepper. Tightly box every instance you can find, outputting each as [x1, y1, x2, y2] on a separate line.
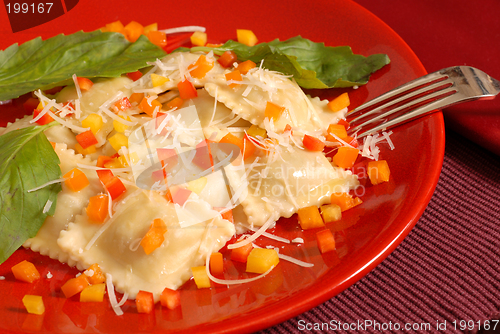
[230, 243, 253, 263]
[127, 71, 143, 81]
[23, 98, 40, 113]
[160, 288, 181, 310]
[316, 229, 336, 254]
[33, 109, 54, 125]
[171, 188, 192, 206]
[113, 97, 132, 112]
[135, 290, 154, 314]
[104, 176, 127, 200]
[303, 134, 325, 151]
[76, 130, 98, 149]
[217, 50, 238, 68]
[76, 77, 93, 91]
[177, 78, 198, 99]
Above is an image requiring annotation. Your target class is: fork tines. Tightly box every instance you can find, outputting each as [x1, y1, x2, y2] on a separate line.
[347, 70, 458, 138]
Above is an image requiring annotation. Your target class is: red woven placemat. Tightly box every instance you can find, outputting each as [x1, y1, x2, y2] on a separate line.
[261, 130, 500, 333]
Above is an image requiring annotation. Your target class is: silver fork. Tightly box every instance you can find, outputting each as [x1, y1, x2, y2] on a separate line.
[347, 66, 500, 138]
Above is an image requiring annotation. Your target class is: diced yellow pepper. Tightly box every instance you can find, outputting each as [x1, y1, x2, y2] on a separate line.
[143, 23, 158, 35]
[237, 29, 258, 46]
[113, 116, 131, 133]
[191, 266, 211, 288]
[151, 73, 170, 87]
[320, 204, 342, 223]
[82, 113, 103, 135]
[246, 248, 279, 274]
[80, 283, 106, 302]
[190, 31, 207, 46]
[327, 92, 350, 112]
[22, 295, 45, 315]
[247, 124, 267, 139]
[187, 177, 207, 194]
[75, 143, 97, 156]
[108, 133, 128, 152]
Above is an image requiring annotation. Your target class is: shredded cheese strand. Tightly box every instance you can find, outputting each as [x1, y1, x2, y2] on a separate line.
[27, 178, 66, 192]
[227, 214, 277, 249]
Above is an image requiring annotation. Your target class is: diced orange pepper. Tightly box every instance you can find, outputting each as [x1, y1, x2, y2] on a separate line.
[113, 97, 132, 113]
[188, 55, 214, 79]
[105, 20, 124, 33]
[332, 146, 359, 168]
[265, 101, 285, 121]
[217, 50, 238, 68]
[136, 290, 154, 313]
[326, 123, 348, 141]
[76, 77, 93, 91]
[237, 60, 256, 75]
[80, 283, 106, 302]
[160, 288, 181, 310]
[127, 71, 143, 82]
[123, 21, 144, 42]
[84, 263, 106, 284]
[129, 93, 144, 106]
[33, 109, 54, 125]
[297, 206, 325, 230]
[302, 134, 325, 151]
[139, 97, 162, 116]
[147, 30, 167, 48]
[140, 218, 167, 255]
[316, 229, 336, 253]
[225, 70, 242, 89]
[61, 274, 90, 298]
[209, 252, 224, 275]
[219, 133, 255, 160]
[177, 78, 198, 99]
[166, 97, 184, 110]
[330, 192, 362, 212]
[76, 130, 98, 149]
[328, 92, 350, 112]
[64, 168, 89, 192]
[214, 207, 234, 223]
[367, 160, 391, 185]
[12, 260, 40, 283]
[22, 295, 45, 315]
[230, 243, 253, 263]
[86, 194, 109, 223]
[191, 266, 211, 288]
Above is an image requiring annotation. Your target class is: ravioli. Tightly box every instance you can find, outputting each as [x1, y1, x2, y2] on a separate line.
[57, 186, 235, 301]
[23, 143, 102, 266]
[204, 68, 346, 132]
[224, 147, 359, 227]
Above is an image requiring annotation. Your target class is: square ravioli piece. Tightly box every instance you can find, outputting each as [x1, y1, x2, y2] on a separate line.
[57, 186, 235, 301]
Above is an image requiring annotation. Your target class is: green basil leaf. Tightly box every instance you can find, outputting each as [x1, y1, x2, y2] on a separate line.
[0, 31, 166, 101]
[191, 36, 390, 89]
[0, 124, 61, 264]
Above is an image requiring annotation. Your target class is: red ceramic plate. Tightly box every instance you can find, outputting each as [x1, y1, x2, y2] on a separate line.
[0, 0, 445, 333]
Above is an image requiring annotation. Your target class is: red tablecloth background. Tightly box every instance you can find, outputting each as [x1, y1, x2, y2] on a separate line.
[261, 1, 500, 333]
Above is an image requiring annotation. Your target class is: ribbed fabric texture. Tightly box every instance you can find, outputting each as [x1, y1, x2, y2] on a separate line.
[260, 130, 500, 333]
